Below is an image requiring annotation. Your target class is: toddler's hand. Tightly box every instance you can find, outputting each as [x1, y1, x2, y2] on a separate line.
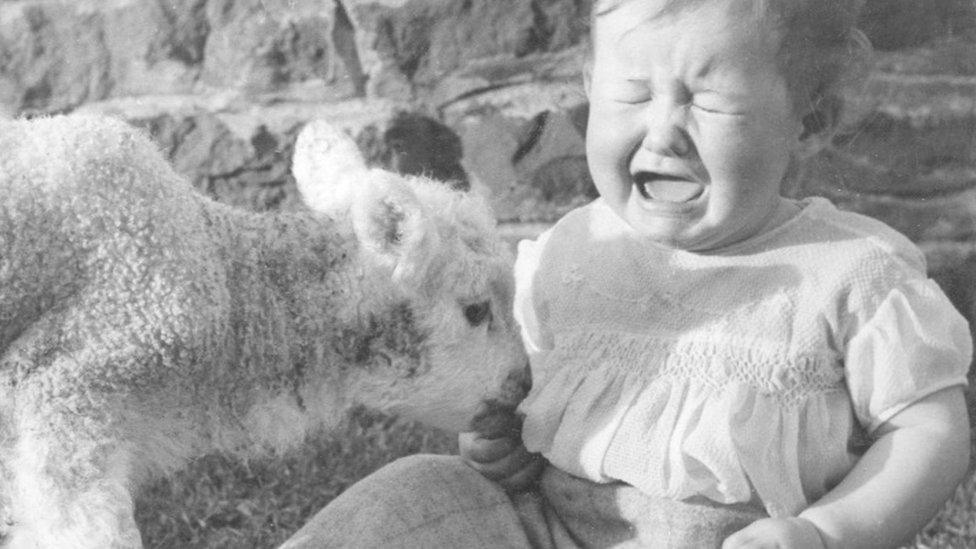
[722, 517, 826, 549]
[459, 411, 545, 493]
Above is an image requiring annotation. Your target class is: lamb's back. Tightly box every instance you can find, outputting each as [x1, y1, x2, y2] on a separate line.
[0, 115, 229, 385]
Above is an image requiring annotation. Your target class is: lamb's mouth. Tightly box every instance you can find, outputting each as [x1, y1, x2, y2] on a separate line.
[468, 400, 522, 437]
[468, 366, 530, 435]
[634, 171, 704, 203]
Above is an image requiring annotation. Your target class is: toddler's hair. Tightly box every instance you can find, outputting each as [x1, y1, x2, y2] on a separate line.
[590, 0, 872, 127]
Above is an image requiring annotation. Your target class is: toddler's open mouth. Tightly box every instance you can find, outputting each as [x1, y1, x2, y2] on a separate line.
[634, 171, 704, 203]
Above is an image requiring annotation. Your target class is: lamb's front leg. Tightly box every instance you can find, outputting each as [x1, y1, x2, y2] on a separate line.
[3, 398, 143, 549]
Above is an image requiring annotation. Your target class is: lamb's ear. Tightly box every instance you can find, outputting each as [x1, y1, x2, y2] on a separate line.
[351, 173, 440, 290]
[292, 119, 367, 212]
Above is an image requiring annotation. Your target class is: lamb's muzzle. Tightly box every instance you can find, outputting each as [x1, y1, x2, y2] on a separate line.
[469, 363, 532, 437]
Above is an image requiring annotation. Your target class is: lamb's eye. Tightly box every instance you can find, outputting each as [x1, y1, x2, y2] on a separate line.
[463, 301, 492, 327]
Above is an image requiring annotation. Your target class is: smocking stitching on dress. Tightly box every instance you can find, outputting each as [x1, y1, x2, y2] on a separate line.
[547, 330, 843, 405]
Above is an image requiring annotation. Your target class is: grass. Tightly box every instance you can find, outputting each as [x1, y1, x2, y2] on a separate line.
[915, 473, 976, 548]
[135, 404, 976, 549]
[134, 407, 457, 548]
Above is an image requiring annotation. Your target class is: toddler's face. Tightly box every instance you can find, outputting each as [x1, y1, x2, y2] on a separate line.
[586, 0, 804, 251]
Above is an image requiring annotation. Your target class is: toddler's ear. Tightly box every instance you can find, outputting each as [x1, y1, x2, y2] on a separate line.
[797, 94, 842, 158]
[796, 28, 872, 157]
[800, 95, 840, 139]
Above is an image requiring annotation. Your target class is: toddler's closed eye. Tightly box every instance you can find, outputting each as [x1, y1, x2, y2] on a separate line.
[611, 80, 653, 103]
[691, 102, 746, 116]
[690, 91, 749, 116]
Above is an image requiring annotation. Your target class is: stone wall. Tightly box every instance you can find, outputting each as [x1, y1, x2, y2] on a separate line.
[2, 0, 976, 336]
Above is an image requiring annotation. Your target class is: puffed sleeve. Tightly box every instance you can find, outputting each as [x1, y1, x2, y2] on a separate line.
[513, 230, 554, 356]
[845, 276, 972, 433]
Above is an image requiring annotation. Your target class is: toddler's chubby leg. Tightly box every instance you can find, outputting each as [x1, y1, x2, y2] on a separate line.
[280, 454, 537, 549]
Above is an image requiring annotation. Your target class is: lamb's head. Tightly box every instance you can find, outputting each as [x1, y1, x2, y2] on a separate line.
[293, 120, 530, 433]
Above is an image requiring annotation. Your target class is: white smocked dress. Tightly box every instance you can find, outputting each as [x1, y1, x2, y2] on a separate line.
[514, 197, 971, 518]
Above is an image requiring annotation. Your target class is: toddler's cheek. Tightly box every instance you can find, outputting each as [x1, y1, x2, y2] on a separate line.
[587, 129, 635, 171]
[695, 133, 788, 186]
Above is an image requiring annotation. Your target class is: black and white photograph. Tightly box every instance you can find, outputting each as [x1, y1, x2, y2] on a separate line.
[1, 0, 975, 547]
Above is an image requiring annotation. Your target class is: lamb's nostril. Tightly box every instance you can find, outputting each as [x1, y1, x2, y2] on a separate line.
[519, 362, 532, 393]
[500, 364, 531, 404]
[516, 362, 532, 392]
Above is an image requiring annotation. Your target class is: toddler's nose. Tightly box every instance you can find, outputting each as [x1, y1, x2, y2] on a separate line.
[642, 105, 692, 157]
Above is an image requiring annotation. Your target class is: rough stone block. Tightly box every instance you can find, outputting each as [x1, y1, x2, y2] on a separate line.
[0, 2, 112, 114]
[199, 0, 345, 94]
[795, 48, 976, 239]
[798, 180, 976, 243]
[100, 0, 206, 97]
[346, 0, 590, 98]
[0, 0, 366, 114]
[76, 96, 466, 211]
[798, 146, 976, 202]
[446, 81, 589, 222]
[922, 241, 976, 337]
[859, 0, 975, 50]
[871, 39, 976, 77]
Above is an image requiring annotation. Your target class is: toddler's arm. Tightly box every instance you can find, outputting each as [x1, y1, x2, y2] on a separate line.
[726, 385, 970, 548]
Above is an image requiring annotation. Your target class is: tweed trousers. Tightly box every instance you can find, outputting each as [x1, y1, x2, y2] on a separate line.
[279, 454, 767, 549]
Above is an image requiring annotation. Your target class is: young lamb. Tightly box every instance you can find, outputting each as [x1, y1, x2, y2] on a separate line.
[0, 114, 529, 548]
